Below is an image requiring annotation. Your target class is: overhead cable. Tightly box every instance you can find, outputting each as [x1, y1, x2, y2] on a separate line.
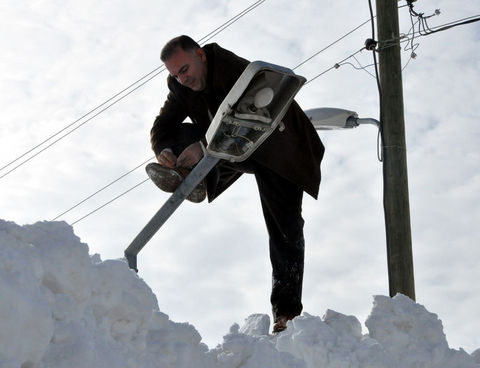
[367, 0, 383, 162]
[292, 3, 410, 72]
[62, 3, 457, 225]
[197, 0, 266, 45]
[70, 178, 150, 226]
[66, 47, 371, 226]
[304, 48, 367, 85]
[0, 0, 267, 180]
[292, 18, 372, 71]
[52, 156, 155, 221]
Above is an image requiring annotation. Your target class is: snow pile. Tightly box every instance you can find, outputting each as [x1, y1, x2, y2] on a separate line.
[0, 219, 478, 368]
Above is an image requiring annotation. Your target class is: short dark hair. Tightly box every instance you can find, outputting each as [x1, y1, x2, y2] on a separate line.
[160, 35, 201, 62]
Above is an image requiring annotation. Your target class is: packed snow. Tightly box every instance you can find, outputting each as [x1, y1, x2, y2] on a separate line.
[0, 219, 478, 368]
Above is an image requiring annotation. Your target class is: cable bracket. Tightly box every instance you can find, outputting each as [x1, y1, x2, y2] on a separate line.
[364, 38, 378, 51]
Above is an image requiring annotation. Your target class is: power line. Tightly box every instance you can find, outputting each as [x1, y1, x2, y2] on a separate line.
[0, 67, 164, 176]
[66, 47, 371, 225]
[0, 69, 165, 180]
[57, 9, 391, 225]
[304, 47, 367, 85]
[427, 15, 480, 33]
[322, 33, 419, 78]
[70, 178, 150, 226]
[292, 3, 410, 73]
[47, 1, 268, 222]
[197, 0, 266, 45]
[370, 0, 384, 163]
[292, 18, 372, 71]
[0, 0, 267, 181]
[52, 156, 155, 221]
[60, 7, 480, 226]
[379, 14, 480, 51]
[58, 14, 378, 224]
[338, 57, 377, 78]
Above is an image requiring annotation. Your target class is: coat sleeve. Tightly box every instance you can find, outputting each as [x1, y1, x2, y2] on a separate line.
[150, 77, 189, 156]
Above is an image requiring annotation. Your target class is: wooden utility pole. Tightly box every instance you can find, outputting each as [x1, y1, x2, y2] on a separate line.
[375, 0, 416, 300]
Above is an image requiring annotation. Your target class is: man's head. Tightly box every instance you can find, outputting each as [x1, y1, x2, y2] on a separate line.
[161, 35, 208, 92]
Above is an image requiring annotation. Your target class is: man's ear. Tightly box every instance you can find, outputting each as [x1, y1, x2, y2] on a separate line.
[196, 48, 206, 62]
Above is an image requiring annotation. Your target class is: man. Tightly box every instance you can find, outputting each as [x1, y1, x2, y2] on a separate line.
[149, 35, 325, 333]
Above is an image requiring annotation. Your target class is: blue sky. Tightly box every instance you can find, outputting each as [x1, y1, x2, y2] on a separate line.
[1, 0, 479, 351]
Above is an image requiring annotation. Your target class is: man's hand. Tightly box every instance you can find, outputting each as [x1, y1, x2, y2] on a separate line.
[177, 142, 204, 168]
[157, 149, 177, 168]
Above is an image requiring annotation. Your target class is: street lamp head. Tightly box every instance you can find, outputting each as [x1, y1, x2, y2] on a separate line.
[206, 61, 306, 162]
[305, 107, 358, 130]
[305, 107, 380, 130]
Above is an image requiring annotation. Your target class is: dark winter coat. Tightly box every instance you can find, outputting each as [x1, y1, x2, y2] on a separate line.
[150, 43, 325, 201]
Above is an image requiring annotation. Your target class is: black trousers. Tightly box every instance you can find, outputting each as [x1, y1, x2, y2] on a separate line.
[216, 160, 305, 321]
[170, 126, 305, 321]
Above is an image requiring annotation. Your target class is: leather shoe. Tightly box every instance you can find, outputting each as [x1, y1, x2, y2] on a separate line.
[272, 315, 295, 334]
[146, 163, 206, 203]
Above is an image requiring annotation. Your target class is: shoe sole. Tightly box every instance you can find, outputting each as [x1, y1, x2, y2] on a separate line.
[146, 163, 182, 193]
[146, 163, 206, 203]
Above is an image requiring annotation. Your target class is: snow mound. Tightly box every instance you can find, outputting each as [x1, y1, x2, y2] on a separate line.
[0, 219, 478, 368]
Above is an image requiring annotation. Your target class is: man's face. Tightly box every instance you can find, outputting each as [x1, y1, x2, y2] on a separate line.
[164, 47, 208, 91]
